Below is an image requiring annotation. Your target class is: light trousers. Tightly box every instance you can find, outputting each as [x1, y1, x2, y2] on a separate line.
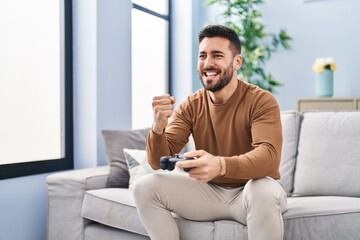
[133, 172, 287, 240]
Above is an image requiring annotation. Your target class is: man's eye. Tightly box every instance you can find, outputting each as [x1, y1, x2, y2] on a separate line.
[199, 55, 206, 59]
[214, 54, 223, 58]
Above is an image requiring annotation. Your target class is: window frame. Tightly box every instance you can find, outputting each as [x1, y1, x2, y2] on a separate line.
[0, 0, 73, 179]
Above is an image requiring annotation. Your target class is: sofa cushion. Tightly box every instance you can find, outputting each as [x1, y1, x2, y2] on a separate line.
[81, 189, 360, 240]
[123, 148, 163, 190]
[81, 188, 215, 239]
[102, 129, 151, 188]
[85, 223, 150, 240]
[283, 196, 360, 240]
[279, 111, 301, 196]
[292, 111, 360, 197]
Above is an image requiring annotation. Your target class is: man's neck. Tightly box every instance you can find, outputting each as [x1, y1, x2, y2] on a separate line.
[209, 78, 238, 104]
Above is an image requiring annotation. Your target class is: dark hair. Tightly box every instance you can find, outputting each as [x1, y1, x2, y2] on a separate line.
[198, 25, 241, 55]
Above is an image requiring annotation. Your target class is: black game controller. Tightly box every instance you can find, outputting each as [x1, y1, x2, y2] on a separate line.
[160, 154, 195, 172]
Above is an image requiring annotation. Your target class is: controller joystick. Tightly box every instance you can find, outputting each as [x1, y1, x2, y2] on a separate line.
[160, 154, 194, 172]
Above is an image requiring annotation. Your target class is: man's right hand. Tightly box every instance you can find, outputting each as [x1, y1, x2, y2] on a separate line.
[152, 94, 176, 135]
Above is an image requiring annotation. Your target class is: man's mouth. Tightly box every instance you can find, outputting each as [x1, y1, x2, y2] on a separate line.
[204, 71, 218, 77]
[203, 69, 220, 79]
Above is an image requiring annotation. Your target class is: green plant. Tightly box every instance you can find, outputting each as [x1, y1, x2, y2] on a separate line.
[205, 0, 292, 93]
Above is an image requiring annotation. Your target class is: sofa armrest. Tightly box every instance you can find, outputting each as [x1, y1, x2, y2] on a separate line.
[47, 166, 110, 240]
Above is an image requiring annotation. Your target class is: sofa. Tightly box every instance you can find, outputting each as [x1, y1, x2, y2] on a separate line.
[47, 111, 360, 240]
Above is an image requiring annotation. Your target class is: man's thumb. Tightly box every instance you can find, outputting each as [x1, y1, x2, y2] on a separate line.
[170, 96, 176, 104]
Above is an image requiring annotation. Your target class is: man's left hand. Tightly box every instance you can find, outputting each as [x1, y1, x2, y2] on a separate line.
[176, 150, 223, 183]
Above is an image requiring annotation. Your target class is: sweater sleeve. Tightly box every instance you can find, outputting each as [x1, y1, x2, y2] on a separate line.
[146, 99, 193, 170]
[223, 92, 282, 180]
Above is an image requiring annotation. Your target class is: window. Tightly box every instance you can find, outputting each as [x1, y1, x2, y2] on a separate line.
[131, 0, 170, 129]
[0, 0, 73, 179]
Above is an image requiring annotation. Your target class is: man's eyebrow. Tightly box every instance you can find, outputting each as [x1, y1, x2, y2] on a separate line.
[211, 50, 225, 54]
[199, 50, 225, 55]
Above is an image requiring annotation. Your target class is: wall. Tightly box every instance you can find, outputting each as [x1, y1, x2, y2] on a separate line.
[196, 0, 360, 110]
[171, 0, 193, 104]
[73, 0, 132, 169]
[0, 173, 48, 240]
[261, 0, 360, 110]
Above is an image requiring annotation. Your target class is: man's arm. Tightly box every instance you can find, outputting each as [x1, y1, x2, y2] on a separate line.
[147, 95, 192, 169]
[223, 93, 282, 180]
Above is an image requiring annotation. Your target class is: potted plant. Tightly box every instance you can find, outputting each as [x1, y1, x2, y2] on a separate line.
[205, 0, 292, 93]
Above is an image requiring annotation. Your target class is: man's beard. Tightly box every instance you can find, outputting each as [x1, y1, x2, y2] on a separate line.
[199, 63, 234, 93]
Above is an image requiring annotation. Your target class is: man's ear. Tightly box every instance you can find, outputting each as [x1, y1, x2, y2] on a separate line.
[234, 54, 242, 70]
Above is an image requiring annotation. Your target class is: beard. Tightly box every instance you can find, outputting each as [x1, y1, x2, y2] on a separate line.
[198, 62, 234, 93]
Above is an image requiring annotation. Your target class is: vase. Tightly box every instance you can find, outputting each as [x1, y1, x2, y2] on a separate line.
[316, 68, 333, 97]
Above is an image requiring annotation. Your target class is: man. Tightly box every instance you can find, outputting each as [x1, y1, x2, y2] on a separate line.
[133, 24, 287, 240]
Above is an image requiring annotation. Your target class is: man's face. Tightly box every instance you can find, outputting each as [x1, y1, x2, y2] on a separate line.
[197, 37, 239, 92]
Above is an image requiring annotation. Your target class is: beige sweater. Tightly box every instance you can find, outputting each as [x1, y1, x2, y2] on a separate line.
[147, 80, 282, 188]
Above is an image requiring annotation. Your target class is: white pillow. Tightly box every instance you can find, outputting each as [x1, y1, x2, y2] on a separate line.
[123, 148, 160, 190]
[292, 112, 360, 197]
[279, 111, 301, 196]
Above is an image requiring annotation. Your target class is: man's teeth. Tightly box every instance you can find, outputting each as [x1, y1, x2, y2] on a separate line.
[206, 72, 218, 77]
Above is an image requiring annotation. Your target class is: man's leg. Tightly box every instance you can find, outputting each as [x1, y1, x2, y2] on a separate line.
[230, 177, 287, 240]
[132, 172, 239, 240]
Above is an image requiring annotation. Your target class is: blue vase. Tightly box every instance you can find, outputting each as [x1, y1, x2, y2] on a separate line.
[316, 69, 333, 97]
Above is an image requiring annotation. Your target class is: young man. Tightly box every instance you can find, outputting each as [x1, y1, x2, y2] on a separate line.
[133, 24, 287, 240]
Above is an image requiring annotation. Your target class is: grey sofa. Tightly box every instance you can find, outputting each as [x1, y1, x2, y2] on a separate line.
[47, 111, 360, 240]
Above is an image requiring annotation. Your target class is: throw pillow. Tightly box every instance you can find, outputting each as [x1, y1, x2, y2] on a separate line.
[102, 128, 151, 188]
[292, 111, 360, 197]
[279, 111, 301, 196]
[123, 148, 161, 190]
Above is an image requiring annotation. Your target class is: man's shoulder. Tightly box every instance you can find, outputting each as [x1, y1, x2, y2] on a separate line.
[184, 88, 207, 105]
[240, 80, 276, 101]
[175, 88, 206, 115]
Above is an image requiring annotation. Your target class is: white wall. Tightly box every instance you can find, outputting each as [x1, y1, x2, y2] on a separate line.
[0, 173, 48, 240]
[171, 0, 193, 105]
[260, 0, 360, 110]
[196, 0, 360, 110]
[73, 0, 132, 168]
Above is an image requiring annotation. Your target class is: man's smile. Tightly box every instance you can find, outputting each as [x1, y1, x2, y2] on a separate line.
[203, 69, 220, 80]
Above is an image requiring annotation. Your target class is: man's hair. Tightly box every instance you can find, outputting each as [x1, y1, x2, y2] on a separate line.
[198, 25, 241, 56]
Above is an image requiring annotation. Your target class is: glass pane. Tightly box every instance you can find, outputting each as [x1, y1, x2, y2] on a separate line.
[131, 9, 168, 129]
[132, 0, 168, 15]
[0, 0, 63, 164]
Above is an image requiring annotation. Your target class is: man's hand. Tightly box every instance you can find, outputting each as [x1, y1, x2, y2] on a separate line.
[176, 150, 226, 183]
[152, 94, 176, 135]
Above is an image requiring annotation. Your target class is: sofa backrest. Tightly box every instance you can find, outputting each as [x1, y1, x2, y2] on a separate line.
[292, 111, 360, 197]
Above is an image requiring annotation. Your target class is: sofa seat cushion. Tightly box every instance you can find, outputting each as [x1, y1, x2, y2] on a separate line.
[82, 188, 146, 236]
[81, 188, 215, 239]
[285, 196, 360, 219]
[82, 189, 360, 240]
[283, 196, 360, 240]
[85, 223, 150, 240]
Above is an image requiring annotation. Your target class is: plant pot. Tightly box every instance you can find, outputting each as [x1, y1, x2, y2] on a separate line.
[316, 69, 333, 97]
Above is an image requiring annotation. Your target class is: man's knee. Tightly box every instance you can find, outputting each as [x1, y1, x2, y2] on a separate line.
[133, 173, 161, 203]
[243, 177, 284, 207]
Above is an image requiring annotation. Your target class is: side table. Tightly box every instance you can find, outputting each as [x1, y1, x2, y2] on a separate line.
[297, 98, 360, 111]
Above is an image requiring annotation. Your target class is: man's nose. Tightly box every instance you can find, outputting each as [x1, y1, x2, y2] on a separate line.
[204, 58, 215, 68]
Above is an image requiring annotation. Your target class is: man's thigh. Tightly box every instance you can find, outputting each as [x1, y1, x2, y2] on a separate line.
[142, 172, 242, 221]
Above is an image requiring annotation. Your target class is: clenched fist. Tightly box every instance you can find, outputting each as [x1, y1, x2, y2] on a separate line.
[152, 94, 176, 135]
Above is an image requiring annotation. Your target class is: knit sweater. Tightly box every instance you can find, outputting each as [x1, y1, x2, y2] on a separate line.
[147, 80, 282, 188]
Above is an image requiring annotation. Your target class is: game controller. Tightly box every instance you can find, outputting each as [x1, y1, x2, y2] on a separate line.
[160, 154, 195, 172]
